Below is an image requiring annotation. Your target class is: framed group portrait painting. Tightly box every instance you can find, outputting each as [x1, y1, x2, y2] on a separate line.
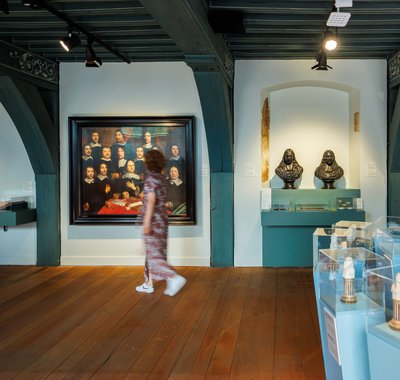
[69, 116, 195, 225]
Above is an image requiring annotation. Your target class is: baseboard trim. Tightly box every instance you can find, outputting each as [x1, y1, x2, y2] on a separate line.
[60, 256, 210, 266]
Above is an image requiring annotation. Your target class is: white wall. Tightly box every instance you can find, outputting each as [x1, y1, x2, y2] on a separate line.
[0, 103, 36, 264]
[60, 62, 210, 266]
[234, 60, 387, 266]
[269, 86, 349, 189]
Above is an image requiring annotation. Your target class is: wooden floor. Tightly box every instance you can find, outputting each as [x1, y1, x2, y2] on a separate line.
[0, 266, 325, 379]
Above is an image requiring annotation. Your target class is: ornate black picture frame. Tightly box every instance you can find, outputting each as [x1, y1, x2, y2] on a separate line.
[69, 116, 195, 225]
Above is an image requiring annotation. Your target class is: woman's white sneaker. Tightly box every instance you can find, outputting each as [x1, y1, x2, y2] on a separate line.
[164, 275, 186, 296]
[136, 283, 154, 293]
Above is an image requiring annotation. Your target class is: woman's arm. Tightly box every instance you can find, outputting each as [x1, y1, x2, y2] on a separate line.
[143, 191, 156, 235]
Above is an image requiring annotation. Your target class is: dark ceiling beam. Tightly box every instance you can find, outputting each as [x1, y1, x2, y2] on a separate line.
[245, 25, 400, 33]
[0, 14, 156, 23]
[210, 0, 400, 12]
[10, 35, 174, 45]
[0, 26, 164, 35]
[245, 14, 400, 23]
[226, 35, 400, 43]
[138, 0, 234, 86]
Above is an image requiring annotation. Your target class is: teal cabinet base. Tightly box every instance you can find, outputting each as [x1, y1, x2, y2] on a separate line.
[367, 322, 400, 379]
[261, 189, 365, 267]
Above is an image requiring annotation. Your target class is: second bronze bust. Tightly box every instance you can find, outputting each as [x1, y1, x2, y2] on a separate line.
[315, 150, 344, 189]
[275, 148, 303, 189]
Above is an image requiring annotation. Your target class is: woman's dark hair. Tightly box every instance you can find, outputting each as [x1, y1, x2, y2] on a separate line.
[145, 150, 166, 173]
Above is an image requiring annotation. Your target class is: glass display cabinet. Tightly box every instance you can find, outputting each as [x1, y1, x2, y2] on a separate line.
[314, 247, 389, 380]
[365, 265, 400, 380]
[333, 220, 374, 251]
[373, 216, 400, 267]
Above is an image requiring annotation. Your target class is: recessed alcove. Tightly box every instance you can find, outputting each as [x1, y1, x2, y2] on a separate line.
[261, 80, 360, 190]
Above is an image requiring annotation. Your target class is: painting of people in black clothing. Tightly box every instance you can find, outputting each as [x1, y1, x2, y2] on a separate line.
[69, 116, 195, 225]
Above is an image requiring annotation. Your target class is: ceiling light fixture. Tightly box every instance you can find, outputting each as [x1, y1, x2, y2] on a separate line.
[25, 0, 130, 63]
[85, 40, 102, 67]
[327, 0, 352, 27]
[22, 0, 42, 8]
[60, 28, 81, 52]
[323, 30, 337, 51]
[311, 50, 333, 71]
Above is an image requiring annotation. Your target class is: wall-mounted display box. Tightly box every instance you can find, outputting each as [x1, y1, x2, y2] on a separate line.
[366, 265, 400, 380]
[0, 196, 36, 231]
[261, 189, 365, 266]
[315, 247, 389, 380]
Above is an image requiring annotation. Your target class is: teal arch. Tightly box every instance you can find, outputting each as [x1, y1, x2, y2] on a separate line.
[0, 73, 60, 265]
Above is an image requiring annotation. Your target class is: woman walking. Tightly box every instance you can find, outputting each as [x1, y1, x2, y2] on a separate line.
[136, 149, 186, 296]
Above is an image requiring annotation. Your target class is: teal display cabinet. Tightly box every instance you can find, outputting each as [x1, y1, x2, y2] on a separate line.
[365, 265, 400, 380]
[0, 209, 36, 231]
[315, 247, 389, 380]
[261, 189, 365, 267]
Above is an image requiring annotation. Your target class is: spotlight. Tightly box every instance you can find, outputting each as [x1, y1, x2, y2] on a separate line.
[85, 42, 102, 67]
[323, 31, 337, 51]
[311, 51, 333, 71]
[21, 0, 42, 9]
[60, 29, 81, 52]
[0, 0, 9, 14]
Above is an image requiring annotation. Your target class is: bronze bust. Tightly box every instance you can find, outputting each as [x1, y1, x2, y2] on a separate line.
[315, 150, 344, 189]
[275, 148, 303, 189]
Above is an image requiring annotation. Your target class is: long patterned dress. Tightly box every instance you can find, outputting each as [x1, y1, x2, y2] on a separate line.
[142, 171, 176, 282]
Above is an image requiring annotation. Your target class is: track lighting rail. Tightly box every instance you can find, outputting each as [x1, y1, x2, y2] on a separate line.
[24, 0, 131, 64]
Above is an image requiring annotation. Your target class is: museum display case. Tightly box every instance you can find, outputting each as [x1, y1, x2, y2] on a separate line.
[261, 189, 365, 266]
[365, 264, 400, 379]
[313, 227, 352, 267]
[0, 195, 36, 231]
[332, 220, 375, 250]
[314, 247, 389, 380]
[373, 216, 400, 266]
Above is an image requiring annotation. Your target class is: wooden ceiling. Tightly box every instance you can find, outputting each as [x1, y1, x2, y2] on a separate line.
[0, 0, 399, 65]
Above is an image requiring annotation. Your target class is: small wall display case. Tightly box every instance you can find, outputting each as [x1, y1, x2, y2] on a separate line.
[0, 195, 33, 211]
[336, 197, 354, 210]
[295, 202, 331, 211]
[0, 195, 36, 231]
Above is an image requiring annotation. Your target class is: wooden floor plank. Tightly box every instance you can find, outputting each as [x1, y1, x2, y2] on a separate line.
[0, 266, 46, 288]
[0, 267, 124, 377]
[0, 266, 77, 324]
[167, 268, 231, 380]
[125, 267, 210, 379]
[0, 267, 111, 347]
[229, 268, 277, 380]
[48, 268, 162, 380]
[205, 268, 252, 379]
[0, 266, 65, 303]
[91, 268, 195, 379]
[0, 266, 324, 380]
[136, 268, 224, 380]
[274, 268, 304, 380]
[14, 270, 145, 379]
